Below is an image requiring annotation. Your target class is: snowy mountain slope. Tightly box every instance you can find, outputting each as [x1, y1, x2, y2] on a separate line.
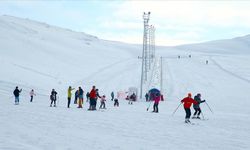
[0, 15, 141, 97]
[1, 15, 250, 150]
[173, 34, 250, 54]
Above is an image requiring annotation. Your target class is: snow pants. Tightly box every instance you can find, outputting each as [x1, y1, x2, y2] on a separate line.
[30, 96, 33, 102]
[67, 97, 71, 108]
[100, 101, 106, 109]
[114, 100, 119, 107]
[15, 96, 19, 104]
[194, 108, 201, 116]
[184, 108, 191, 119]
[153, 103, 159, 113]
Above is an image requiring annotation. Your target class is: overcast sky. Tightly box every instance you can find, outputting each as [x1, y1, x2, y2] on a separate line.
[1, 0, 250, 46]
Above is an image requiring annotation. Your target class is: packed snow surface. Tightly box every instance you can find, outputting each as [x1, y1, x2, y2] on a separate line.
[1, 15, 250, 150]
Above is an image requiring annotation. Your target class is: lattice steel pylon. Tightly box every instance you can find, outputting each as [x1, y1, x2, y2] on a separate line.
[140, 12, 156, 99]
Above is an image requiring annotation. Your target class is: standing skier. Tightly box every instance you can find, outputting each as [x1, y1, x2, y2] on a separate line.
[86, 92, 90, 102]
[74, 90, 78, 104]
[129, 93, 136, 104]
[95, 89, 101, 110]
[111, 91, 114, 101]
[181, 93, 198, 123]
[50, 89, 57, 107]
[13, 86, 22, 105]
[78, 87, 84, 108]
[29, 89, 36, 102]
[67, 86, 75, 108]
[89, 86, 96, 110]
[152, 93, 161, 113]
[99, 95, 106, 109]
[192, 93, 205, 119]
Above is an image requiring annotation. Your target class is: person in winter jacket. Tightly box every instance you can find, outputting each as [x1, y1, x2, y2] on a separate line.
[192, 93, 205, 119]
[29, 89, 36, 102]
[67, 86, 75, 108]
[86, 92, 90, 102]
[13, 86, 22, 105]
[50, 89, 57, 107]
[181, 93, 198, 123]
[129, 93, 136, 104]
[74, 90, 78, 104]
[89, 86, 97, 110]
[152, 93, 161, 113]
[111, 91, 114, 101]
[99, 95, 106, 109]
[78, 87, 84, 108]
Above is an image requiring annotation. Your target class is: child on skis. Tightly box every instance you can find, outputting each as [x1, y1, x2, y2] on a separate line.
[114, 98, 119, 107]
[50, 89, 57, 107]
[29, 89, 36, 102]
[99, 95, 106, 109]
[181, 93, 198, 123]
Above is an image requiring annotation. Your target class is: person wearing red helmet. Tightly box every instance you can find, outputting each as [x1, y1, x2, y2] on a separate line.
[181, 93, 198, 123]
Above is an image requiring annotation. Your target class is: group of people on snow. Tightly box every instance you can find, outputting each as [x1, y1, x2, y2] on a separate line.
[13, 86, 207, 123]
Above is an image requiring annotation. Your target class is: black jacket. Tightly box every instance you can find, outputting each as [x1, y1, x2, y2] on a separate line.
[193, 95, 205, 109]
[13, 89, 21, 97]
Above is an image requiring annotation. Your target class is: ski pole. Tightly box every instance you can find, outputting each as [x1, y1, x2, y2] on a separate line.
[201, 111, 205, 120]
[172, 103, 182, 116]
[146, 100, 153, 111]
[205, 102, 213, 114]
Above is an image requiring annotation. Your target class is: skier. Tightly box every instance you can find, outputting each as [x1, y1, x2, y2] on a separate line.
[95, 89, 101, 109]
[145, 93, 149, 102]
[192, 93, 205, 119]
[13, 86, 22, 105]
[99, 95, 106, 109]
[50, 89, 57, 107]
[152, 92, 161, 113]
[29, 89, 36, 102]
[129, 93, 136, 104]
[67, 86, 75, 108]
[114, 98, 119, 107]
[74, 90, 78, 104]
[206, 60, 208, 65]
[89, 86, 96, 110]
[86, 92, 90, 102]
[111, 91, 114, 101]
[78, 87, 84, 108]
[181, 93, 198, 123]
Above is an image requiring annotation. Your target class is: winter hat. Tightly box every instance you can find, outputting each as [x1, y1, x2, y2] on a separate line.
[188, 93, 192, 97]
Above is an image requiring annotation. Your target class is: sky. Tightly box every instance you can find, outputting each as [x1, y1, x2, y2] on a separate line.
[1, 0, 250, 46]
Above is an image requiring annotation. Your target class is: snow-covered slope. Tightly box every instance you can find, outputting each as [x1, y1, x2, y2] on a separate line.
[173, 34, 250, 54]
[1, 15, 250, 150]
[0, 15, 141, 96]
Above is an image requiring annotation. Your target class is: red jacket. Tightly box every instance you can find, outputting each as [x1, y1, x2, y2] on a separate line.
[181, 97, 198, 108]
[89, 89, 96, 99]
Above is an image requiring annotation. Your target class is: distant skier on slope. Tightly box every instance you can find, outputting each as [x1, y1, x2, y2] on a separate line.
[89, 86, 97, 110]
[181, 93, 198, 123]
[129, 93, 136, 105]
[29, 89, 36, 102]
[13, 86, 22, 105]
[111, 91, 114, 101]
[50, 89, 57, 107]
[99, 95, 106, 109]
[86, 92, 90, 102]
[78, 87, 84, 108]
[192, 93, 205, 119]
[67, 86, 75, 108]
[95, 89, 101, 109]
[74, 90, 78, 104]
[114, 98, 119, 107]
